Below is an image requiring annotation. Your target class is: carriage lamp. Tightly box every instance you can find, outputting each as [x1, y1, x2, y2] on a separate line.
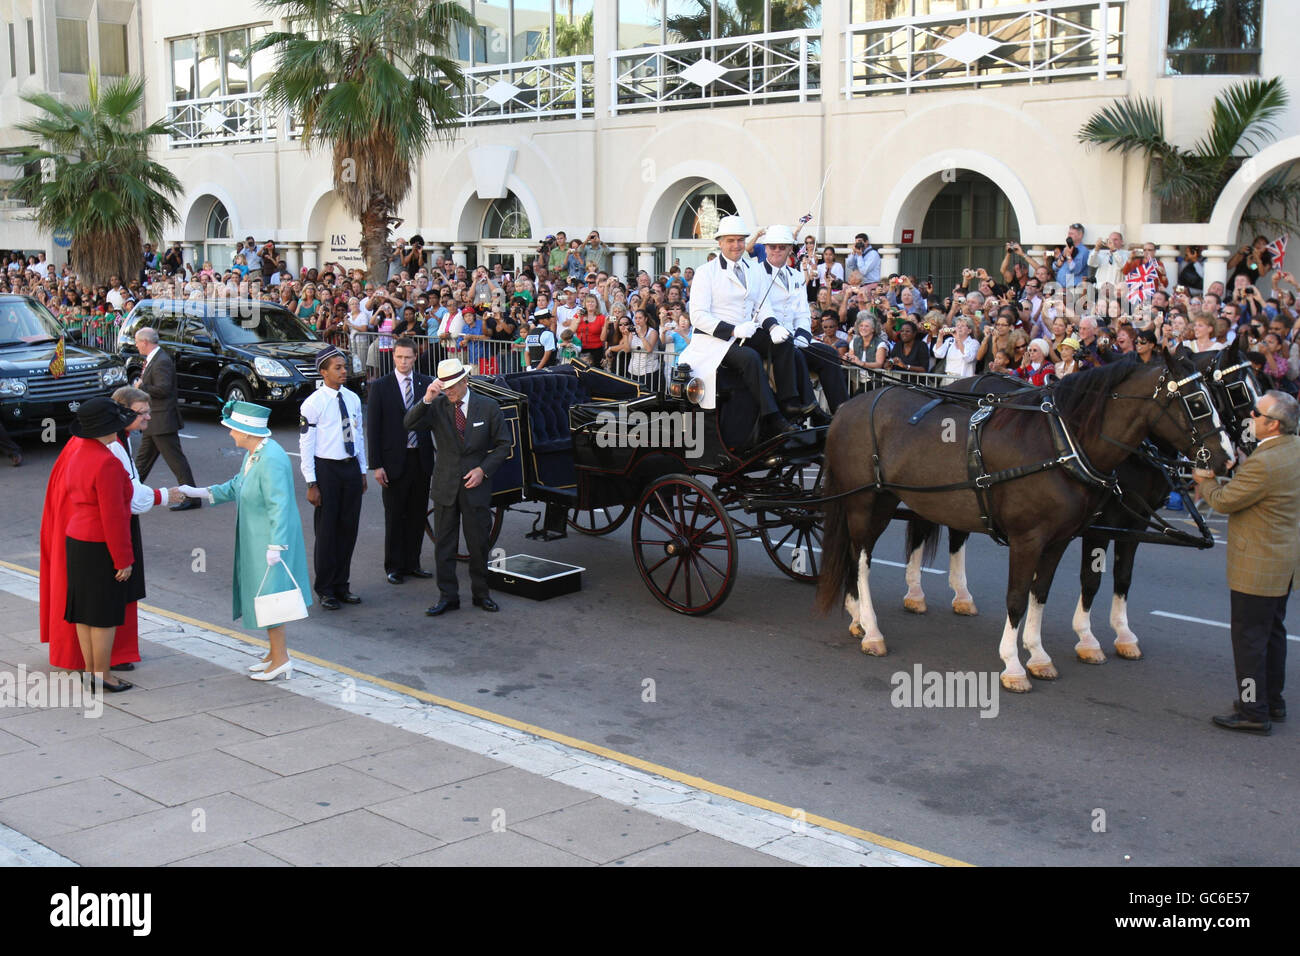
[668, 364, 704, 404]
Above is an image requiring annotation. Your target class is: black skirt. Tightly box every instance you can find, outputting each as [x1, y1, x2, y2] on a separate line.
[124, 515, 146, 604]
[64, 536, 129, 628]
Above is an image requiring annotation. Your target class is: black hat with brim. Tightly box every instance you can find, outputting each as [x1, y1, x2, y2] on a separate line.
[70, 397, 137, 439]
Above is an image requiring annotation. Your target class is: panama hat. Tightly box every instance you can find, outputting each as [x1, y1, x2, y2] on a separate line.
[221, 399, 272, 437]
[714, 215, 751, 239]
[1059, 336, 1081, 352]
[764, 224, 796, 246]
[436, 357, 471, 389]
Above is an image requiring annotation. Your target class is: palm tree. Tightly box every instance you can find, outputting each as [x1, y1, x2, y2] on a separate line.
[254, 0, 474, 282]
[667, 0, 816, 43]
[12, 72, 181, 289]
[1077, 77, 1300, 232]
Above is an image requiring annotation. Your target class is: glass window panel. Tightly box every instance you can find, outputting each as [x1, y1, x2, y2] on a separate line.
[206, 200, 231, 239]
[56, 18, 88, 74]
[672, 183, 737, 240]
[556, 0, 593, 55]
[223, 28, 250, 96]
[9, 24, 16, 79]
[476, 0, 510, 64]
[717, 0, 762, 38]
[515, 0, 552, 59]
[853, 1, 910, 22]
[451, 1, 472, 64]
[172, 38, 196, 100]
[618, 0, 662, 49]
[26, 18, 33, 75]
[99, 22, 128, 76]
[1167, 0, 1261, 75]
[196, 34, 221, 98]
[249, 26, 274, 91]
[771, 0, 820, 31]
[665, 0, 709, 44]
[482, 193, 531, 239]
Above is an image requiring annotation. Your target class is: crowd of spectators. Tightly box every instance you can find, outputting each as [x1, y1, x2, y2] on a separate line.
[4, 223, 1299, 398]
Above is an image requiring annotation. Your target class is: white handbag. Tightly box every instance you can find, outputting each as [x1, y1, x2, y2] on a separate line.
[253, 559, 309, 628]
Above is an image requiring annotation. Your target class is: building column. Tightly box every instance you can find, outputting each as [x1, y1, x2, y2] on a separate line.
[428, 245, 448, 270]
[1156, 245, 1181, 292]
[612, 245, 630, 282]
[282, 242, 302, 277]
[1202, 245, 1229, 293]
[636, 245, 657, 277]
[182, 243, 199, 269]
[880, 245, 901, 278]
[301, 242, 320, 272]
[1026, 247, 1048, 269]
[451, 244, 468, 267]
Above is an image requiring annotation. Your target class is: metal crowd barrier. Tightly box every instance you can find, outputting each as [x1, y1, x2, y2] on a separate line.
[59, 316, 125, 353]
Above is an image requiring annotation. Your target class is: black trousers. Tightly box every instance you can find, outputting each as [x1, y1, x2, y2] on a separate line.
[383, 449, 432, 573]
[434, 489, 494, 602]
[1229, 588, 1290, 720]
[743, 326, 800, 405]
[135, 431, 195, 485]
[720, 341, 780, 418]
[313, 456, 363, 598]
[796, 342, 849, 412]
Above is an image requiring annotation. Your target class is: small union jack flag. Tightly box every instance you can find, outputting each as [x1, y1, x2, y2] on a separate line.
[1266, 234, 1287, 271]
[1126, 262, 1155, 305]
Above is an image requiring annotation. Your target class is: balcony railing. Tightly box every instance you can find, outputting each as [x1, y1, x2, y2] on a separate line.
[845, 0, 1125, 97]
[167, 92, 276, 147]
[611, 29, 821, 114]
[460, 55, 595, 125]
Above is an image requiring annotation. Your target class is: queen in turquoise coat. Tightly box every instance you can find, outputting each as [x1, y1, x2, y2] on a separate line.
[181, 400, 311, 682]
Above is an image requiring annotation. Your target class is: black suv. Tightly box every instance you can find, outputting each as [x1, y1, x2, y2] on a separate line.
[117, 299, 365, 409]
[0, 294, 128, 435]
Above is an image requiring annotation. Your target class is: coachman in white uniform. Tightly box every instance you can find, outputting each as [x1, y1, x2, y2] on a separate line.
[680, 216, 801, 443]
[753, 224, 848, 423]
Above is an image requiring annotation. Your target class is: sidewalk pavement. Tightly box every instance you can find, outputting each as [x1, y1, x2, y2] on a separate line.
[0, 565, 942, 867]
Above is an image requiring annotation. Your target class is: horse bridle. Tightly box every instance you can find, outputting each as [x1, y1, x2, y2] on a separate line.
[1107, 367, 1225, 465]
[1208, 354, 1262, 452]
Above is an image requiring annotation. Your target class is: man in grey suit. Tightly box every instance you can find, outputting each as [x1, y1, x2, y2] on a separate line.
[133, 327, 198, 511]
[403, 358, 512, 615]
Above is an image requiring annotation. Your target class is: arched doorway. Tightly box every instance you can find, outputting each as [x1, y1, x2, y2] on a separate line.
[479, 192, 533, 273]
[199, 198, 234, 269]
[668, 182, 738, 272]
[899, 171, 1019, 295]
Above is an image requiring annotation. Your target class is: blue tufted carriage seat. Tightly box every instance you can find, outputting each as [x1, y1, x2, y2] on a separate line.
[503, 367, 591, 489]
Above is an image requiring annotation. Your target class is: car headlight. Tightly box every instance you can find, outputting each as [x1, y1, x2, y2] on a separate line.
[253, 357, 292, 378]
[100, 366, 127, 386]
[0, 377, 26, 397]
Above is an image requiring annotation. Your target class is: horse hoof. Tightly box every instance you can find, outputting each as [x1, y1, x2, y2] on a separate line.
[860, 639, 888, 657]
[1114, 642, 1142, 660]
[951, 599, 978, 616]
[1001, 673, 1033, 694]
[1027, 662, 1059, 681]
[1074, 646, 1107, 665]
[849, 622, 865, 638]
[902, 597, 927, 614]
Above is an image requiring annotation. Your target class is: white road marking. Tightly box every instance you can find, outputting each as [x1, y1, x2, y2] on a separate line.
[739, 538, 946, 575]
[1151, 610, 1299, 643]
[285, 451, 300, 457]
[179, 433, 196, 439]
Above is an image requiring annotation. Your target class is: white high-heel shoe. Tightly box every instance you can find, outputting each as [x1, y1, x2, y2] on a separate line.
[249, 659, 292, 682]
[248, 659, 272, 672]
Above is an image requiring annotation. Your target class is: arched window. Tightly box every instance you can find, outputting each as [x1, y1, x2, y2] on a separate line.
[899, 171, 1020, 294]
[481, 193, 531, 240]
[206, 199, 231, 239]
[672, 182, 737, 241]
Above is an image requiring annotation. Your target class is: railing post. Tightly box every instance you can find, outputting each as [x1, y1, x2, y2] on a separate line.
[609, 51, 619, 117]
[575, 58, 583, 121]
[799, 32, 808, 102]
[1098, 1, 1110, 80]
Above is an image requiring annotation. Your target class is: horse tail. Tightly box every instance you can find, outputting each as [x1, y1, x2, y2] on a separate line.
[816, 463, 853, 615]
[905, 517, 942, 566]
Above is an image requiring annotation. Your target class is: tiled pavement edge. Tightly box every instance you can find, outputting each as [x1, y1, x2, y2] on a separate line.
[0, 565, 940, 867]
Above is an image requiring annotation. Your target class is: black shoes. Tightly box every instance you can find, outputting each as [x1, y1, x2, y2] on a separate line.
[426, 599, 460, 616]
[170, 498, 201, 512]
[110, 662, 135, 672]
[1271, 703, 1287, 722]
[406, 568, 434, 579]
[339, 592, 362, 604]
[318, 594, 341, 611]
[387, 572, 405, 585]
[1212, 713, 1271, 735]
[473, 596, 500, 613]
[809, 407, 833, 427]
[781, 401, 817, 420]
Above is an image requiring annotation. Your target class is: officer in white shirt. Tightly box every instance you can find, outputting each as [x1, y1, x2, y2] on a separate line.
[679, 216, 798, 443]
[751, 224, 847, 424]
[300, 346, 368, 610]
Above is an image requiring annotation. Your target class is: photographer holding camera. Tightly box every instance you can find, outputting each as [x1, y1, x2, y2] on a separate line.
[844, 233, 881, 284]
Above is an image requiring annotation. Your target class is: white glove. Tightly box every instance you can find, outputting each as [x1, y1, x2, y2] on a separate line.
[177, 484, 207, 498]
[733, 321, 759, 340]
[266, 547, 282, 566]
[793, 335, 809, 348]
[769, 324, 791, 345]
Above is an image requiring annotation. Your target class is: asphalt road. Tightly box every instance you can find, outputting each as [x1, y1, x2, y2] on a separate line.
[5, 409, 1295, 867]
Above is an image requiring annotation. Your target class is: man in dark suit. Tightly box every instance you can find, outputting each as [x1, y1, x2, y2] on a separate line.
[403, 358, 512, 615]
[1194, 389, 1300, 735]
[367, 337, 435, 584]
[132, 327, 198, 511]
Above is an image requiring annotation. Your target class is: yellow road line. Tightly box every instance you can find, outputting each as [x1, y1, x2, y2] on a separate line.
[1, 557, 970, 867]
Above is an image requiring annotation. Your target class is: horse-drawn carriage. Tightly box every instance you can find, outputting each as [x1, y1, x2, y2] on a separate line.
[423, 357, 829, 614]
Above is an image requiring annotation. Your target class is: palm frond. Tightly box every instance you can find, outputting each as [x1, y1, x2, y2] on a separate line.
[1194, 77, 1288, 160]
[1077, 96, 1169, 155]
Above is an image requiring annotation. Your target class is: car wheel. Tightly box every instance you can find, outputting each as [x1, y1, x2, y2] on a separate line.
[223, 379, 251, 405]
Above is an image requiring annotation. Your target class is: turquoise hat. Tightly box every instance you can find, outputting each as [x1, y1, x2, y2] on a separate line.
[221, 399, 272, 437]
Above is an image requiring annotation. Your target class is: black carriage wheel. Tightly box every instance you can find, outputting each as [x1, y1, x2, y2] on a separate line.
[758, 460, 825, 584]
[567, 502, 631, 536]
[632, 475, 737, 615]
[425, 504, 505, 561]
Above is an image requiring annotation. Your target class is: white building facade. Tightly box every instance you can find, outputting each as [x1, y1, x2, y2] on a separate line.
[1, 0, 1295, 292]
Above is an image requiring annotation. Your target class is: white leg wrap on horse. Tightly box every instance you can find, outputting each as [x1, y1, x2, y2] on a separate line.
[1111, 594, 1140, 657]
[903, 547, 926, 612]
[949, 544, 976, 614]
[998, 615, 1030, 691]
[856, 551, 887, 653]
[1072, 594, 1099, 647]
[1023, 596, 1059, 679]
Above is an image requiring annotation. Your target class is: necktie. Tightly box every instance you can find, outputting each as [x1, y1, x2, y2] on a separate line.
[777, 270, 788, 291]
[455, 401, 466, 441]
[403, 376, 417, 448]
[735, 263, 746, 289]
[337, 392, 355, 458]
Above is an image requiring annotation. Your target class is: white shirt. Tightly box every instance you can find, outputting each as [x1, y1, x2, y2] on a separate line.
[299, 383, 367, 480]
[817, 262, 845, 284]
[106, 287, 126, 311]
[109, 437, 161, 514]
[933, 336, 979, 377]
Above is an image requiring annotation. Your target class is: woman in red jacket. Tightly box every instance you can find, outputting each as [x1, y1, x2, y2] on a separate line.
[39, 399, 137, 691]
[571, 293, 607, 365]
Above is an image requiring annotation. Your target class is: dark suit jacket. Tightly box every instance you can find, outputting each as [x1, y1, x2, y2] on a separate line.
[138, 347, 184, 435]
[366, 370, 435, 481]
[403, 389, 511, 508]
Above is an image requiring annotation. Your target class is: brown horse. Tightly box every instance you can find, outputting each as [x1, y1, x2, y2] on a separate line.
[815, 351, 1235, 692]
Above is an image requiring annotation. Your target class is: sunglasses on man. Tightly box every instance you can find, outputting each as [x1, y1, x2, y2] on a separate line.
[1251, 404, 1281, 423]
